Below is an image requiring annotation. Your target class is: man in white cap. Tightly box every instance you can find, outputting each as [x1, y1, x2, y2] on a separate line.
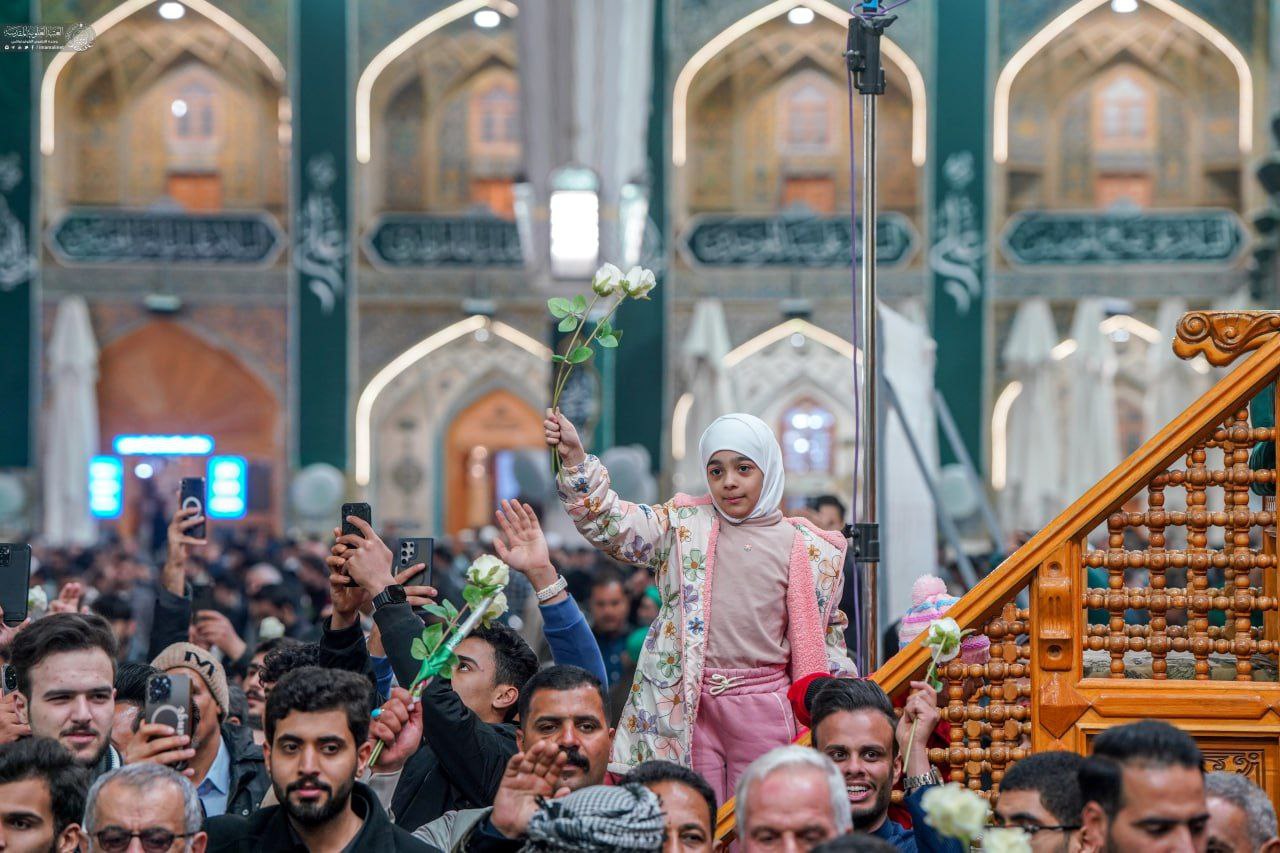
[127, 642, 269, 818]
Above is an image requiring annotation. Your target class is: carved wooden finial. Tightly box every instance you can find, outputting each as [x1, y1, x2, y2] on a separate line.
[1173, 310, 1280, 367]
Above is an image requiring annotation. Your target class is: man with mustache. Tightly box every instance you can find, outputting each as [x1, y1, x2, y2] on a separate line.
[205, 666, 434, 852]
[807, 679, 962, 852]
[369, 665, 614, 852]
[8, 614, 121, 780]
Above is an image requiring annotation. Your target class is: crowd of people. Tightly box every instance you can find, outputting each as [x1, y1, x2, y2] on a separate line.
[0, 410, 1273, 852]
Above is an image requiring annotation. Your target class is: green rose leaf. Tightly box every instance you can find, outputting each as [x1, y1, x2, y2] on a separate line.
[548, 297, 573, 319]
[463, 584, 485, 608]
[422, 603, 450, 620]
[569, 346, 593, 364]
[410, 637, 428, 660]
[421, 622, 444, 654]
[597, 335, 618, 348]
[558, 316, 579, 333]
[596, 318, 612, 337]
[551, 354, 567, 363]
[571, 294, 587, 313]
[442, 599, 459, 621]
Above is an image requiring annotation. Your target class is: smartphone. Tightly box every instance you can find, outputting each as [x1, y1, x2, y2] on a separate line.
[190, 583, 215, 617]
[341, 502, 372, 538]
[396, 537, 434, 587]
[145, 672, 192, 771]
[1, 664, 17, 695]
[0, 544, 32, 625]
[180, 478, 207, 540]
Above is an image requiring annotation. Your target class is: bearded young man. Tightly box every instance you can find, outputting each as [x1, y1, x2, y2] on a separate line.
[205, 666, 433, 852]
[807, 679, 962, 853]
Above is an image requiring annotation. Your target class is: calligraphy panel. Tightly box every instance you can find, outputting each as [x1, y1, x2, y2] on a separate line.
[678, 212, 916, 268]
[363, 214, 523, 268]
[47, 208, 284, 267]
[1001, 209, 1246, 267]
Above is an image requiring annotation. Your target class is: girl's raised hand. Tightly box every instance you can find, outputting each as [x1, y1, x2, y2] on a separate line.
[544, 408, 586, 467]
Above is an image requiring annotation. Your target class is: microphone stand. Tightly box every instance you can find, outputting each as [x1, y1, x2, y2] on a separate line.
[844, 3, 895, 675]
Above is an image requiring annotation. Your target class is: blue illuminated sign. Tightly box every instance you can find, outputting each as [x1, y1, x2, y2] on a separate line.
[89, 456, 123, 519]
[207, 455, 247, 519]
[113, 434, 215, 456]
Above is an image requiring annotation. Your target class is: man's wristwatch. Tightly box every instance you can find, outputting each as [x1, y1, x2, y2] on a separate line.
[535, 575, 569, 603]
[371, 584, 407, 611]
[902, 768, 942, 793]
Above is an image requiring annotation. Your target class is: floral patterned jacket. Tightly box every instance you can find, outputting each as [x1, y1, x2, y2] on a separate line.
[557, 455, 856, 775]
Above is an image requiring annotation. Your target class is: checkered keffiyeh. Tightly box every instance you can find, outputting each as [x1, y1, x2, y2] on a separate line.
[523, 784, 665, 852]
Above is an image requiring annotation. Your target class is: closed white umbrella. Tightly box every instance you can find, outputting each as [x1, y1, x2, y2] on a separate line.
[675, 299, 735, 492]
[1062, 299, 1121, 503]
[1002, 298, 1063, 533]
[43, 296, 99, 546]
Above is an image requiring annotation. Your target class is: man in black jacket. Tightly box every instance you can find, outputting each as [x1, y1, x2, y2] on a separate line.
[328, 519, 539, 831]
[206, 666, 435, 852]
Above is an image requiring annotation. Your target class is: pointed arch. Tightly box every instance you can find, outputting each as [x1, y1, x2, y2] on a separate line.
[354, 315, 550, 485]
[993, 0, 1252, 163]
[672, 0, 927, 167]
[41, 0, 284, 155]
[355, 0, 519, 164]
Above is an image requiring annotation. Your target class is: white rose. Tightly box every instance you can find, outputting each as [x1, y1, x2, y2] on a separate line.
[621, 266, 656, 298]
[924, 616, 964, 662]
[982, 828, 1033, 853]
[482, 592, 509, 623]
[920, 783, 989, 843]
[258, 616, 286, 641]
[467, 554, 510, 588]
[591, 263, 623, 297]
[27, 585, 47, 614]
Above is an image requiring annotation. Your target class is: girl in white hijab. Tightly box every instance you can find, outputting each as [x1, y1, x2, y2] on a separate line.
[546, 409, 854, 806]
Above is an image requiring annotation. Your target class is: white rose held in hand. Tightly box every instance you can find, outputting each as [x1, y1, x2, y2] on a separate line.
[482, 592, 509, 624]
[982, 827, 1033, 853]
[920, 783, 989, 843]
[591, 263, 623, 296]
[467, 554, 510, 588]
[27, 585, 47, 614]
[924, 617, 964, 662]
[622, 265, 656, 298]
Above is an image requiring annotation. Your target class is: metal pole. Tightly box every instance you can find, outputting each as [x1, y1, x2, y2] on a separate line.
[858, 90, 879, 671]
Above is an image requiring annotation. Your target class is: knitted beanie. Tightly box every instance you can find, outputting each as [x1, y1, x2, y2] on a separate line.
[151, 642, 230, 717]
[897, 575, 989, 665]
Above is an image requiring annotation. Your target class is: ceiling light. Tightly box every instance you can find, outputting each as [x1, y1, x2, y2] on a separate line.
[1111, 0, 1138, 13]
[474, 9, 501, 28]
[787, 6, 815, 25]
[171, 99, 188, 117]
[159, 2, 186, 20]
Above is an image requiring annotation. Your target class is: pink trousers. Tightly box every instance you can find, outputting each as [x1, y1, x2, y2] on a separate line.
[690, 665, 798, 807]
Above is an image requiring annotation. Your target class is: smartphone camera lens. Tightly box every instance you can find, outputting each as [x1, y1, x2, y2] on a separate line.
[0, 545, 9, 568]
[149, 675, 171, 703]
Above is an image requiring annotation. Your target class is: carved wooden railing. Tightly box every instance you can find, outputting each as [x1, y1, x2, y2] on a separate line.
[715, 311, 1280, 841]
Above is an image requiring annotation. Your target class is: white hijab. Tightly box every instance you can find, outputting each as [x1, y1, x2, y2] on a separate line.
[698, 413, 785, 524]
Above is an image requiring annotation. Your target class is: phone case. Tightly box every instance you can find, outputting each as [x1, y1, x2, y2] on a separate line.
[341, 502, 371, 538]
[180, 478, 207, 540]
[396, 537, 434, 587]
[190, 583, 216, 616]
[146, 673, 191, 770]
[0, 544, 32, 624]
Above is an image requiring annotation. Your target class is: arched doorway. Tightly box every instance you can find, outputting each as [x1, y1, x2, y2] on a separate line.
[97, 321, 283, 536]
[444, 389, 543, 534]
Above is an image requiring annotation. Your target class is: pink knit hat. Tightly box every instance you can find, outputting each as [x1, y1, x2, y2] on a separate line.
[897, 575, 990, 665]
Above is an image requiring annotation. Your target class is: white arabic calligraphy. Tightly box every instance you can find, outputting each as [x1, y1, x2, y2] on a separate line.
[0, 153, 34, 291]
[296, 154, 346, 314]
[929, 151, 984, 316]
